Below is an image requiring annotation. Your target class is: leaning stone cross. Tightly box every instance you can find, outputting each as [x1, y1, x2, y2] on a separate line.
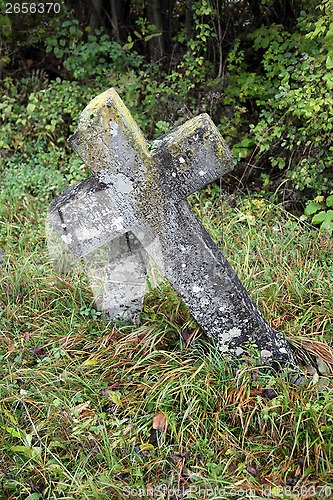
[48, 88, 295, 368]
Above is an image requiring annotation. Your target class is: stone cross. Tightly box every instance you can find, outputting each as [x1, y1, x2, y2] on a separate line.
[48, 88, 296, 368]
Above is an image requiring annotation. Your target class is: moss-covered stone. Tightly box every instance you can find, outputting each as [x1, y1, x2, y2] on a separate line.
[48, 87, 297, 369]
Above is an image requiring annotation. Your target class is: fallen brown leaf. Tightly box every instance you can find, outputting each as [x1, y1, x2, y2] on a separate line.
[33, 345, 46, 357]
[152, 412, 167, 432]
[56, 276, 75, 290]
[246, 463, 257, 476]
[22, 331, 31, 343]
[262, 388, 277, 400]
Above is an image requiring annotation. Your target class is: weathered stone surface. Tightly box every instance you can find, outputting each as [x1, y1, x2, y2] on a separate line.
[48, 88, 296, 367]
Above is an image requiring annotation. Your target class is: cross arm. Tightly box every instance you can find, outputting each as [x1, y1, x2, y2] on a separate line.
[48, 176, 131, 257]
[151, 114, 234, 197]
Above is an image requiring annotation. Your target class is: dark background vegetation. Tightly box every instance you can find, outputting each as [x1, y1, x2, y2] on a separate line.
[1, 0, 333, 221]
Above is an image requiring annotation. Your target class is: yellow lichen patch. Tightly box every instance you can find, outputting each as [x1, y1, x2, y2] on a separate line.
[152, 114, 227, 164]
[73, 88, 155, 177]
[84, 88, 115, 112]
[216, 142, 232, 163]
[80, 88, 150, 159]
[160, 114, 206, 148]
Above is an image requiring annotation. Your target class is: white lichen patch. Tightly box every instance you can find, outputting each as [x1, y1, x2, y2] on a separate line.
[115, 173, 133, 194]
[109, 122, 118, 137]
[77, 226, 104, 241]
[235, 347, 244, 356]
[200, 298, 210, 307]
[228, 327, 242, 338]
[61, 234, 73, 244]
[135, 231, 145, 241]
[219, 327, 242, 348]
[112, 217, 125, 231]
[261, 349, 272, 359]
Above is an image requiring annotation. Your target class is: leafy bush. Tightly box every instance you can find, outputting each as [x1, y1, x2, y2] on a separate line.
[0, 76, 94, 199]
[42, 18, 214, 137]
[220, 2, 333, 202]
[45, 20, 144, 84]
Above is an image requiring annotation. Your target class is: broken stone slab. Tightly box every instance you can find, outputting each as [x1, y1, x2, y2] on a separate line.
[47, 88, 296, 368]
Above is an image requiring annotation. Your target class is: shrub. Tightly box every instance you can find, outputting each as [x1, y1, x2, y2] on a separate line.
[220, 2, 333, 203]
[0, 76, 94, 200]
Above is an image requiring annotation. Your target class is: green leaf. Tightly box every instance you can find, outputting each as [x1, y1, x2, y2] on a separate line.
[261, 36, 270, 49]
[82, 358, 98, 366]
[320, 215, 333, 232]
[304, 201, 322, 216]
[6, 427, 26, 439]
[10, 445, 32, 458]
[312, 211, 327, 224]
[232, 138, 255, 159]
[323, 73, 333, 89]
[108, 391, 121, 405]
[123, 42, 134, 50]
[69, 26, 79, 35]
[326, 53, 333, 69]
[140, 442, 155, 451]
[144, 33, 161, 42]
[326, 194, 333, 207]
[54, 47, 63, 58]
[27, 103, 36, 114]
[312, 210, 333, 233]
[4, 410, 18, 425]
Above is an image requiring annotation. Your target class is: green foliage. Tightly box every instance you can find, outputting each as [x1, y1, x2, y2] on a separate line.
[304, 194, 333, 234]
[3, 0, 331, 206]
[0, 75, 94, 199]
[0, 0, 12, 43]
[124, 17, 163, 50]
[0, 2, 223, 199]
[221, 3, 333, 201]
[40, 16, 213, 139]
[45, 20, 143, 84]
[307, 0, 333, 68]
[177, 0, 216, 86]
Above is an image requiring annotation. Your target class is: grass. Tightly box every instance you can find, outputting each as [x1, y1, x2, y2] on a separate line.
[0, 185, 333, 499]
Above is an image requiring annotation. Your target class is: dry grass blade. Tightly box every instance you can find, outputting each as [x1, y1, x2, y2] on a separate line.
[292, 337, 333, 370]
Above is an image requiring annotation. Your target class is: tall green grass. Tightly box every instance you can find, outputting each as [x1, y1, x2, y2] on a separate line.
[0, 187, 332, 499]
